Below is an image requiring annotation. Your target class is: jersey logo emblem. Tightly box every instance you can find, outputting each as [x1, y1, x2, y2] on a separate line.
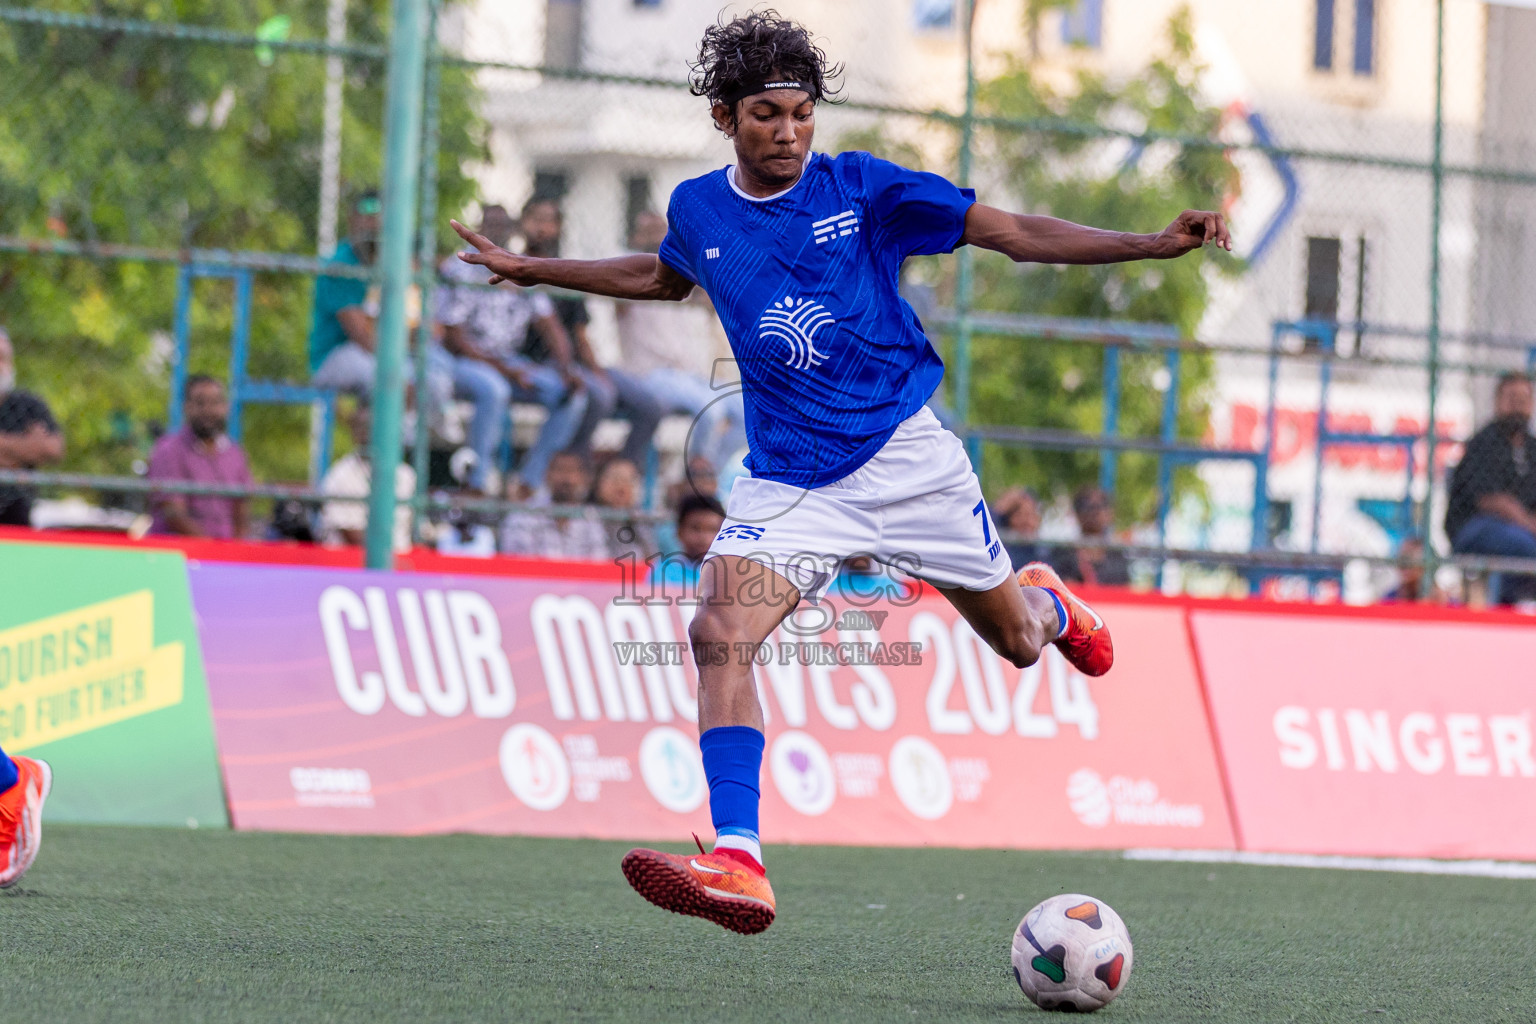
[812, 209, 859, 245]
[718, 524, 766, 541]
[705, 247, 720, 259]
[759, 296, 833, 371]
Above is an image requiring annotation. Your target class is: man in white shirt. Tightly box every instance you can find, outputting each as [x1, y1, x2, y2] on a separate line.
[498, 449, 608, 559]
[434, 205, 589, 494]
[321, 405, 416, 552]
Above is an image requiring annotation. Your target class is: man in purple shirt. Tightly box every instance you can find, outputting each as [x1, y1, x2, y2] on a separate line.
[147, 375, 254, 538]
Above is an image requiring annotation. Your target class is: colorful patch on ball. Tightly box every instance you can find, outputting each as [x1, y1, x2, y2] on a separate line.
[1022, 921, 1068, 983]
[1031, 952, 1067, 984]
[1065, 901, 1103, 929]
[1094, 953, 1125, 990]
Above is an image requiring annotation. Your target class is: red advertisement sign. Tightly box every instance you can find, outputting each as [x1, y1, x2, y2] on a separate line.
[1191, 609, 1536, 860]
[190, 564, 1234, 850]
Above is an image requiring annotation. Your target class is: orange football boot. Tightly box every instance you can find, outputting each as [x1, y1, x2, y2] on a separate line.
[0, 755, 53, 889]
[1017, 562, 1114, 677]
[621, 838, 776, 935]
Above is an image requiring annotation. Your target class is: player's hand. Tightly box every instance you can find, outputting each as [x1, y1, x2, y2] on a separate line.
[1155, 210, 1232, 257]
[451, 219, 537, 286]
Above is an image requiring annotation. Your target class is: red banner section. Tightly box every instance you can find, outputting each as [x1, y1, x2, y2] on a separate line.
[189, 564, 1234, 850]
[1191, 609, 1536, 861]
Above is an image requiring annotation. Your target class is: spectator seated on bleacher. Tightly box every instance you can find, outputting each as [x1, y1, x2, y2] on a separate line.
[1054, 485, 1132, 587]
[991, 486, 1049, 569]
[1381, 535, 1449, 605]
[614, 210, 746, 469]
[310, 191, 450, 414]
[147, 375, 253, 539]
[524, 199, 664, 475]
[320, 404, 416, 553]
[649, 493, 726, 591]
[498, 449, 607, 560]
[438, 204, 588, 499]
[1445, 372, 1536, 605]
[0, 326, 64, 527]
[592, 456, 656, 562]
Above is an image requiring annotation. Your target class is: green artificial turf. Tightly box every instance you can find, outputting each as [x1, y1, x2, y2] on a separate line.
[5, 825, 1535, 1023]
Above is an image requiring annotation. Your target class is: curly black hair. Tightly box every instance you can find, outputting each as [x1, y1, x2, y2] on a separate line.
[688, 9, 843, 114]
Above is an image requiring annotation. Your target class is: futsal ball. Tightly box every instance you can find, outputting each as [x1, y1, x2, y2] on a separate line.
[1010, 893, 1133, 1012]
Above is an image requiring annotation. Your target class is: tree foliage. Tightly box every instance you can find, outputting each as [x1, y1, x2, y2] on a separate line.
[0, 1, 483, 482]
[966, 6, 1241, 525]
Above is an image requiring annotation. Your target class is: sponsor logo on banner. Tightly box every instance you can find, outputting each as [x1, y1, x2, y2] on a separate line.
[0, 591, 185, 751]
[562, 734, 631, 803]
[500, 723, 570, 811]
[1272, 707, 1535, 778]
[638, 726, 708, 813]
[1066, 769, 1204, 829]
[888, 736, 953, 820]
[291, 767, 374, 808]
[1192, 610, 1536, 860]
[833, 752, 883, 798]
[319, 585, 516, 719]
[770, 730, 836, 816]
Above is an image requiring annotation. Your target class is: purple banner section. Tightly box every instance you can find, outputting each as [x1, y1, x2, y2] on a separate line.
[188, 562, 1234, 851]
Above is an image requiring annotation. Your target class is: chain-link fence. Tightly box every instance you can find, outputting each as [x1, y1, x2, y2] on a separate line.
[4, 0, 1536, 606]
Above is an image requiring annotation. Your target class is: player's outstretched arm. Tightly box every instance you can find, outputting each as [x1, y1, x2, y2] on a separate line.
[450, 220, 694, 301]
[960, 204, 1231, 265]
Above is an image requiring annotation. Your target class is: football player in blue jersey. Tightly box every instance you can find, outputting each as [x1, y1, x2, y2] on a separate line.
[451, 9, 1229, 935]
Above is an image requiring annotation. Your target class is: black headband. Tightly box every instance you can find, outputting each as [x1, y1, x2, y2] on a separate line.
[720, 79, 816, 108]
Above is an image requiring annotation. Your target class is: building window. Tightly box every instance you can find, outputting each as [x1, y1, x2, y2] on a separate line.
[1314, 0, 1376, 77]
[624, 175, 653, 242]
[1313, 0, 1335, 70]
[913, 0, 954, 30]
[1352, 0, 1375, 75]
[1303, 235, 1342, 350]
[1305, 236, 1342, 323]
[1061, 0, 1104, 49]
[532, 169, 569, 204]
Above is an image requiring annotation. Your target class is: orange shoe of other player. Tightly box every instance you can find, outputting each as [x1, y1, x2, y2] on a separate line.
[0, 755, 53, 889]
[1017, 562, 1115, 677]
[621, 840, 776, 935]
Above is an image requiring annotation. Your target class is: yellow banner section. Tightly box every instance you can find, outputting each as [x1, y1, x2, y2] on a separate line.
[0, 590, 154, 691]
[1, 643, 185, 752]
[0, 590, 186, 751]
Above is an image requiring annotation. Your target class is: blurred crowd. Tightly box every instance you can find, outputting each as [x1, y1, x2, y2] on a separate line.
[5, 193, 1536, 607]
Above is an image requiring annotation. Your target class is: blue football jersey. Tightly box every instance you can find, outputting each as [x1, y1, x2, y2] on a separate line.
[658, 151, 975, 488]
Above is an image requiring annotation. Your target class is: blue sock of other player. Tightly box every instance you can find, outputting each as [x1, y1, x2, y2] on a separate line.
[0, 744, 18, 794]
[700, 725, 765, 872]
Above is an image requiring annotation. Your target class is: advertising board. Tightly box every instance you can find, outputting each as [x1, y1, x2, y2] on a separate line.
[1192, 609, 1536, 860]
[192, 563, 1233, 850]
[0, 540, 228, 826]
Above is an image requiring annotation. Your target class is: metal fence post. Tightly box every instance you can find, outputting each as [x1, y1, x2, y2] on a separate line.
[365, 0, 429, 569]
[954, 0, 978, 468]
[410, 1, 443, 545]
[1422, 0, 1445, 594]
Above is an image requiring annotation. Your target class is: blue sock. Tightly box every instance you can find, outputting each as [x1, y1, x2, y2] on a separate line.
[700, 725, 764, 863]
[0, 745, 17, 794]
[1038, 588, 1069, 639]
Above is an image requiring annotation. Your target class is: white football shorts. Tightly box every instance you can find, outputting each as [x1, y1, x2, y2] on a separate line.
[706, 406, 1014, 602]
